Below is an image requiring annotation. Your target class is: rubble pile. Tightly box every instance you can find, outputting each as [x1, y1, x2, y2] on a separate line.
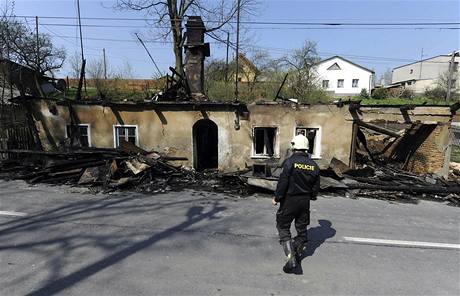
[327, 160, 460, 206]
[1, 144, 459, 206]
[0, 142, 249, 196]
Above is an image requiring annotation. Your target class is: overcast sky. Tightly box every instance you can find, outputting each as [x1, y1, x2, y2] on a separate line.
[5, 0, 460, 79]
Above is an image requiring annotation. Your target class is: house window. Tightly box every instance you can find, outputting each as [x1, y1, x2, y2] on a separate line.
[114, 125, 138, 148]
[253, 127, 277, 157]
[410, 69, 413, 74]
[66, 124, 90, 147]
[295, 127, 321, 158]
[322, 80, 329, 88]
[352, 79, 359, 88]
[337, 79, 344, 88]
[453, 62, 459, 72]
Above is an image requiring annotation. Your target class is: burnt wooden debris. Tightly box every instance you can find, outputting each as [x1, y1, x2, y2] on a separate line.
[244, 158, 460, 206]
[1, 144, 459, 205]
[0, 141, 249, 196]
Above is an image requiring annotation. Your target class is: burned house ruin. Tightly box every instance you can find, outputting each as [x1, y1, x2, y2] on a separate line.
[1, 16, 459, 183]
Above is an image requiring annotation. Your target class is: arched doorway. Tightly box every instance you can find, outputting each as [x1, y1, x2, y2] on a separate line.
[193, 119, 218, 171]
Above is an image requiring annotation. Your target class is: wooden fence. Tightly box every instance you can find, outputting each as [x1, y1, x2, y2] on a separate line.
[0, 103, 36, 159]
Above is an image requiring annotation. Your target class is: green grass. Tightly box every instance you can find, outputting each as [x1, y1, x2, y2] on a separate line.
[57, 87, 154, 102]
[451, 146, 460, 163]
[359, 97, 452, 106]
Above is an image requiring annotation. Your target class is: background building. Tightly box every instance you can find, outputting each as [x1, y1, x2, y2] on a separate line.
[314, 56, 374, 97]
[391, 52, 459, 94]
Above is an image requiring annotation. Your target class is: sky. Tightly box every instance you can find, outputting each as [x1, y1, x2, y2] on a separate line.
[4, 0, 460, 79]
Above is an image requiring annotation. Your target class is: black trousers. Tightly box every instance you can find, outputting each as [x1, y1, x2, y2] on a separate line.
[276, 195, 310, 243]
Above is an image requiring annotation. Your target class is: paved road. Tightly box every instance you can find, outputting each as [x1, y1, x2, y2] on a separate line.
[0, 180, 459, 296]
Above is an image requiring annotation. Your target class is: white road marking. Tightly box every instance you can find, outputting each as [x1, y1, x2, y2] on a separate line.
[343, 236, 460, 250]
[0, 211, 28, 217]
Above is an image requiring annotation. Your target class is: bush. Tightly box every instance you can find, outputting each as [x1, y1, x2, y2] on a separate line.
[359, 88, 370, 99]
[400, 89, 414, 99]
[371, 88, 389, 100]
[425, 87, 447, 100]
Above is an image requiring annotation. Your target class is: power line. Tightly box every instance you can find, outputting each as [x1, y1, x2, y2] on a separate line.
[39, 25, 454, 66]
[16, 15, 460, 26]
[39, 22, 460, 30]
[243, 44, 454, 64]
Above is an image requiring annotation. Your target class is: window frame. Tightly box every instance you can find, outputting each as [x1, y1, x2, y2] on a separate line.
[251, 126, 279, 159]
[352, 79, 359, 88]
[113, 125, 139, 148]
[65, 123, 91, 147]
[322, 80, 329, 89]
[294, 126, 322, 159]
[337, 79, 344, 88]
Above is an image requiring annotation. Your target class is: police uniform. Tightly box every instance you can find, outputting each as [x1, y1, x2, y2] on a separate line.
[274, 151, 320, 244]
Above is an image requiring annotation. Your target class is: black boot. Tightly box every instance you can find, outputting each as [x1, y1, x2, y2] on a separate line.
[282, 240, 298, 274]
[293, 236, 307, 260]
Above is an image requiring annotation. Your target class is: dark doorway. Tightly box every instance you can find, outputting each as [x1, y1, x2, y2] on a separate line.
[193, 119, 218, 171]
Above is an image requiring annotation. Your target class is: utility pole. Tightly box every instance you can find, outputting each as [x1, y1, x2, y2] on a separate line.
[76, 0, 87, 94]
[103, 48, 107, 80]
[234, 0, 241, 102]
[35, 16, 39, 72]
[225, 32, 230, 83]
[446, 51, 457, 101]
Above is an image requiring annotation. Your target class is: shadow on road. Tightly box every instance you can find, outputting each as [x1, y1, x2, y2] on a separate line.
[295, 219, 336, 274]
[0, 192, 227, 296]
[25, 203, 226, 296]
[303, 219, 336, 258]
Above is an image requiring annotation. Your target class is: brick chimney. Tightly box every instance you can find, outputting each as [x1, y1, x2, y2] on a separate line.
[184, 16, 210, 100]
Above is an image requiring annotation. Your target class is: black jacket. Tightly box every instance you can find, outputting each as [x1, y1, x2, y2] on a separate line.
[274, 151, 320, 202]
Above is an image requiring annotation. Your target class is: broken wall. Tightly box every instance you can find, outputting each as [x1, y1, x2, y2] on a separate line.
[27, 99, 250, 172]
[404, 123, 451, 175]
[351, 106, 454, 177]
[244, 102, 352, 169]
[26, 98, 353, 172]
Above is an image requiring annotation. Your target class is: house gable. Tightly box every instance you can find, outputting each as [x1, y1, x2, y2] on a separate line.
[327, 63, 341, 70]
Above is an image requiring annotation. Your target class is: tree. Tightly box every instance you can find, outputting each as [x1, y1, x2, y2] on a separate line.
[68, 52, 82, 79]
[115, 0, 258, 74]
[281, 40, 321, 100]
[86, 58, 107, 96]
[379, 68, 392, 86]
[0, 7, 66, 75]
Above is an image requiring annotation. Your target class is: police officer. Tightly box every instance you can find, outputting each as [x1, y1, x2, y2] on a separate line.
[272, 134, 320, 273]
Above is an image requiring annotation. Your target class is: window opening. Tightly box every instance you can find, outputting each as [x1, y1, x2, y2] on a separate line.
[337, 79, 344, 88]
[296, 127, 320, 157]
[352, 79, 359, 88]
[114, 126, 137, 147]
[66, 124, 90, 147]
[253, 127, 276, 157]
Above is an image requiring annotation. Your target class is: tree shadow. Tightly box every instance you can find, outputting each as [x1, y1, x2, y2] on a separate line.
[295, 219, 336, 274]
[0, 192, 227, 296]
[25, 203, 226, 296]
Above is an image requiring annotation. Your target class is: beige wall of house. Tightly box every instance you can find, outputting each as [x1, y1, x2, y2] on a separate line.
[29, 99, 353, 172]
[28, 98, 455, 176]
